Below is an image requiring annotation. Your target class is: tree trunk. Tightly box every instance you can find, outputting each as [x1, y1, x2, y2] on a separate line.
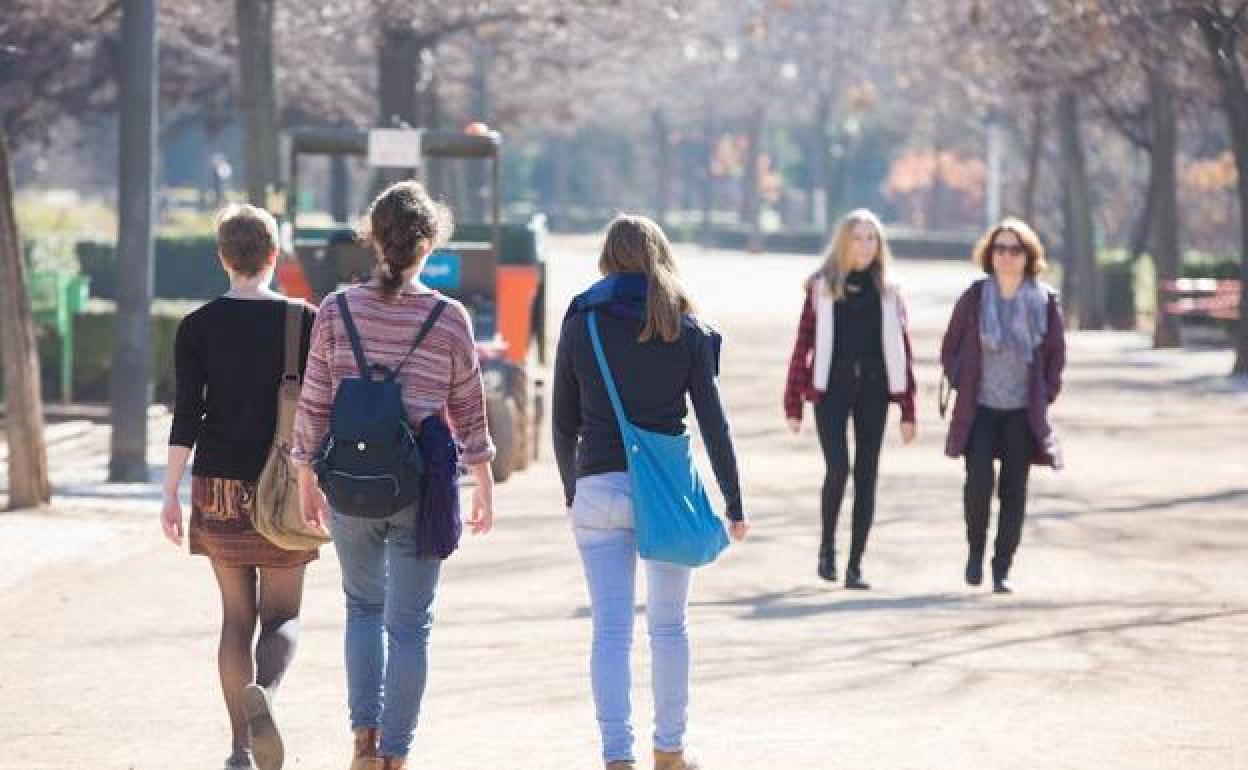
[651, 109, 671, 227]
[376, 22, 431, 190]
[379, 23, 421, 128]
[1197, 13, 1248, 374]
[109, 0, 157, 482]
[1148, 70, 1182, 348]
[811, 94, 832, 233]
[235, 0, 280, 208]
[329, 153, 349, 223]
[740, 110, 764, 245]
[0, 129, 50, 509]
[1058, 90, 1104, 329]
[1022, 101, 1047, 222]
[700, 106, 715, 239]
[466, 37, 491, 221]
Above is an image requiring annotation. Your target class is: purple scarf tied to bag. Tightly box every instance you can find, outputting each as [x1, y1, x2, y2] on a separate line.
[408, 413, 463, 559]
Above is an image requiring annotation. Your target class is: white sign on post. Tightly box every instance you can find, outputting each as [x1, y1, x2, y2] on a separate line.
[367, 129, 423, 168]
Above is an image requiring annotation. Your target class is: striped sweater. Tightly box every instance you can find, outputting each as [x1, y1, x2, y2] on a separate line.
[292, 282, 495, 466]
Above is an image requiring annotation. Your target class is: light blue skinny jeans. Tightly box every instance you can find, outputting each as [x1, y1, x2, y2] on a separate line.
[571, 472, 693, 763]
[331, 506, 442, 759]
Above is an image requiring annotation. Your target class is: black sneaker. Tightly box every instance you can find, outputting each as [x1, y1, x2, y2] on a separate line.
[993, 578, 1013, 594]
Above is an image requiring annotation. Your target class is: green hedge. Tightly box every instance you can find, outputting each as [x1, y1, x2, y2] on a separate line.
[76, 237, 226, 300]
[34, 299, 197, 403]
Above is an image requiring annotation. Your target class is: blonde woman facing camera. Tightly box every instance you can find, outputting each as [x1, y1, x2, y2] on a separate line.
[940, 218, 1066, 594]
[783, 209, 916, 590]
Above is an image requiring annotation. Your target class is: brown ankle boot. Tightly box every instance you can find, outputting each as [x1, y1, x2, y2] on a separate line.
[654, 749, 700, 770]
[380, 758, 406, 770]
[347, 728, 380, 770]
[605, 761, 636, 769]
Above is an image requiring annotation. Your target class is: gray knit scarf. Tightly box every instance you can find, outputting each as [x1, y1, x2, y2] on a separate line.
[980, 276, 1048, 363]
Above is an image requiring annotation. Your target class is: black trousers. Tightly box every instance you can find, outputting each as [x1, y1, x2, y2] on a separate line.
[813, 360, 890, 571]
[964, 406, 1033, 580]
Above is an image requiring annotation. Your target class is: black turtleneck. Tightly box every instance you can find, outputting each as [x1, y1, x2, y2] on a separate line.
[831, 269, 883, 365]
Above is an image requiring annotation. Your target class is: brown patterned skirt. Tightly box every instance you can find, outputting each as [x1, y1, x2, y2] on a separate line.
[188, 476, 318, 568]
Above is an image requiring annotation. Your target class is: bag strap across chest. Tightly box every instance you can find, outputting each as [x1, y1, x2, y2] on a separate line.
[274, 301, 304, 446]
[336, 292, 447, 382]
[586, 312, 633, 433]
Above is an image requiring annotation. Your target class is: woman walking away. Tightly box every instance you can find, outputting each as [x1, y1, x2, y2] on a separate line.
[940, 217, 1066, 594]
[161, 204, 318, 770]
[783, 208, 917, 590]
[292, 180, 496, 770]
[553, 215, 749, 770]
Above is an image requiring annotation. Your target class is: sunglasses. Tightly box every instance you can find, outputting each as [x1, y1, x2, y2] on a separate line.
[991, 243, 1027, 257]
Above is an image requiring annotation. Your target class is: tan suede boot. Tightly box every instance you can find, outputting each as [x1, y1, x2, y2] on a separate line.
[654, 749, 700, 770]
[347, 727, 380, 770]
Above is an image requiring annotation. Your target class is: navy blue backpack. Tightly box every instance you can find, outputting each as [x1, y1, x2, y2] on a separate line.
[314, 293, 447, 519]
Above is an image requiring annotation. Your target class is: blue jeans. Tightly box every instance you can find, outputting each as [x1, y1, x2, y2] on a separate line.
[571, 473, 693, 763]
[331, 507, 442, 759]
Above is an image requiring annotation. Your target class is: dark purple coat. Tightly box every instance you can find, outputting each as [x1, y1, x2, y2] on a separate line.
[940, 279, 1067, 468]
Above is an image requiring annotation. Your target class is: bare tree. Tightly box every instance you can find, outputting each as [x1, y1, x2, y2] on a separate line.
[236, 0, 280, 206]
[0, 1, 114, 508]
[1186, 0, 1248, 374]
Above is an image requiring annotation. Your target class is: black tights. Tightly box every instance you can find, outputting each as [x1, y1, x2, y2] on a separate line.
[211, 561, 307, 758]
[813, 362, 890, 572]
[963, 407, 1033, 580]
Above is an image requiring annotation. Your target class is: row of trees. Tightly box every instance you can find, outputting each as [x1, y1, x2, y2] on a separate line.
[3, 0, 1248, 510]
[1, 0, 673, 507]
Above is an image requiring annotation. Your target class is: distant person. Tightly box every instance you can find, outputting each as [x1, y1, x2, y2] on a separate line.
[292, 180, 496, 770]
[161, 203, 317, 770]
[783, 208, 917, 590]
[940, 218, 1066, 594]
[553, 215, 749, 770]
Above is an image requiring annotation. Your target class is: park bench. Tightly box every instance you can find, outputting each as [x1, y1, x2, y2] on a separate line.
[1159, 277, 1241, 323]
[20, 271, 91, 403]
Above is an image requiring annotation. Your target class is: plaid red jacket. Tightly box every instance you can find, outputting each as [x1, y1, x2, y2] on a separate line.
[783, 284, 917, 423]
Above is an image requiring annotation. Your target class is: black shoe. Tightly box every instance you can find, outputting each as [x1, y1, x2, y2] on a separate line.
[965, 556, 983, 587]
[818, 551, 837, 582]
[993, 578, 1013, 594]
[844, 567, 870, 590]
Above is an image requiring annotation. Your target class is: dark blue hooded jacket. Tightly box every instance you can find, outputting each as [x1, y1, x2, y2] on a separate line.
[552, 273, 743, 521]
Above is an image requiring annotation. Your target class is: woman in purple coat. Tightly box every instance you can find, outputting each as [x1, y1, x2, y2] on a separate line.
[940, 218, 1066, 594]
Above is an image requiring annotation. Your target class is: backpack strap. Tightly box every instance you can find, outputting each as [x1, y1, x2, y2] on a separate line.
[336, 292, 372, 379]
[388, 300, 448, 382]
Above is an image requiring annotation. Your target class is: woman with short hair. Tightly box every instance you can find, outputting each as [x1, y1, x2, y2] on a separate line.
[940, 217, 1067, 594]
[162, 203, 317, 770]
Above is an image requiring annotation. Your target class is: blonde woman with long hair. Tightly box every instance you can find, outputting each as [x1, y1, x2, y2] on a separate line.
[783, 209, 917, 590]
[553, 215, 748, 770]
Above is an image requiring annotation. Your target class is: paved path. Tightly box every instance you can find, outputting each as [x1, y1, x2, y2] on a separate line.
[1, 236, 1246, 769]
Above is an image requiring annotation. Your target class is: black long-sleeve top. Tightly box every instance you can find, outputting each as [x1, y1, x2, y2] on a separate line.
[831, 269, 884, 366]
[552, 306, 744, 521]
[170, 297, 315, 480]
